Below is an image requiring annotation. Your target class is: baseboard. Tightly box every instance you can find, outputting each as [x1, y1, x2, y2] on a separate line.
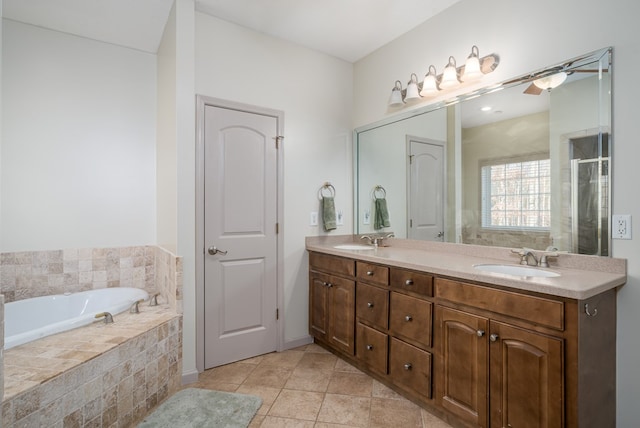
[282, 334, 313, 351]
[181, 369, 199, 385]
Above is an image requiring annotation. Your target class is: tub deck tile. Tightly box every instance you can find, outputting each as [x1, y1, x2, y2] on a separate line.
[3, 305, 179, 402]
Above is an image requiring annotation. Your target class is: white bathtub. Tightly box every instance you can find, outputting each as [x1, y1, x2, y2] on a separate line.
[4, 287, 149, 350]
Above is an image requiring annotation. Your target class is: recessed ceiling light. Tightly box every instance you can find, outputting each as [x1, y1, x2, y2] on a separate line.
[480, 106, 492, 112]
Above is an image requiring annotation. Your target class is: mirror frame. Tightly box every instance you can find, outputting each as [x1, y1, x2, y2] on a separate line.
[354, 46, 612, 254]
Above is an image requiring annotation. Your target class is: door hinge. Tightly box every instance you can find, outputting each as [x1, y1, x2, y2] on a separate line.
[276, 308, 279, 320]
[276, 223, 279, 234]
[274, 135, 284, 149]
[410, 219, 413, 228]
[409, 154, 414, 164]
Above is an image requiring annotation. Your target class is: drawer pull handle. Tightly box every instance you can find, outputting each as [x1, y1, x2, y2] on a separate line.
[405, 315, 413, 322]
[490, 334, 499, 342]
[405, 279, 414, 286]
[367, 302, 374, 308]
[404, 363, 412, 370]
[366, 271, 374, 276]
[477, 330, 485, 337]
[366, 344, 374, 351]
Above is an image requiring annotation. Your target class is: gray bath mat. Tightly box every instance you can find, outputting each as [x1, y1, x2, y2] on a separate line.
[138, 388, 262, 428]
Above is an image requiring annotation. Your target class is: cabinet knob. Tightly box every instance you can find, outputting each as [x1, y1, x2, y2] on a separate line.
[366, 344, 374, 351]
[477, 330, 485, 337]
[405, 279, 414, 286]
[405, 315, 413, 322]
[326, 282, 333, 288]
[366, 271, 374, 276]
[367, 302, 374, 308]
[490, 334, 499, 342]
[404, 363, 413, 370]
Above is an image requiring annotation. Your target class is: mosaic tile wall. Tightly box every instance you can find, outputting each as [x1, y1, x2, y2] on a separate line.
[0, 245, 183, 313]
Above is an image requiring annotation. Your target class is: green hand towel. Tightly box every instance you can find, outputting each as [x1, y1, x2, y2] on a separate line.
[322, 196, 337, 231]
[374, 198, 391, 230]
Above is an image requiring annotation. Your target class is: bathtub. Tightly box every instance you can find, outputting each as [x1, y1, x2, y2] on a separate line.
[4, 287, 149, 350]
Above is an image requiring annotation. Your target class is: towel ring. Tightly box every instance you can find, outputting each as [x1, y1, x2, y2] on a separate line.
[318, 183, 336, 200]
[373, 185, 386, 200]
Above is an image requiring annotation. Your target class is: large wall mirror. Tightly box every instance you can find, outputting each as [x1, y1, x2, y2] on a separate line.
[355, 47, 612, 256]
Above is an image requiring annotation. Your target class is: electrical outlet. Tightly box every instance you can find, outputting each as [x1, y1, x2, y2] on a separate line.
[336, 210, 344, 226]
[612, 214, 632, 239]
[310, 211, 318, 226]
[363, 209, 371, 225]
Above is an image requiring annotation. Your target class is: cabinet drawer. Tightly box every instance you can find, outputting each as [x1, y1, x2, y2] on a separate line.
[310, 252, 355, 277]
[356, 323, 388, 375]
[390, 337, 432, 399]
[435, 278, 564, 331]
[389, 292, 432, 349]
[390, 268, 433, 296]
[356, 283, 389, 330]
[356, 261, 389, 286]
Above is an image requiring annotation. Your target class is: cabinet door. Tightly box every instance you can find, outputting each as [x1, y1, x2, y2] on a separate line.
[309, 271, 329, 341]
[489, 321, 563, 428]
[436, 306, 488, 428]
[328, 275, 356, 355]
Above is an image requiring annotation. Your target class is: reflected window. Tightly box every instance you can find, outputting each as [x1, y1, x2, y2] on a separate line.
[481, 157, 550, 229]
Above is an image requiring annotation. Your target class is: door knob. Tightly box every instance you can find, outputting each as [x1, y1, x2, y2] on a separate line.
[436, 231, 444, 238]
[207, 246, 228, 256]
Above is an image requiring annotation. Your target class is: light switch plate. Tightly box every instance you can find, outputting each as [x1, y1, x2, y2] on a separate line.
[363, 209, 371, 225]
[310, 211, 318, 226]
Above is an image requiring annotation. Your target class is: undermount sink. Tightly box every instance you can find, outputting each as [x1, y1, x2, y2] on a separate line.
[333, 244, 375, 250]
[473, 264, 560, 278]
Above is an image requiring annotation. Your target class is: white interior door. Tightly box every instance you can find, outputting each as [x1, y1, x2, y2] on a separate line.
[203, 105, 279, 369]
[407, 137, 445, 241]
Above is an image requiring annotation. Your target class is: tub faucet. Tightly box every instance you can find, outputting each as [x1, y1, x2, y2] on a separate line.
[149, 293, 160, 307]
[130, 299, 144, 314]
[95, 312, 113, 324]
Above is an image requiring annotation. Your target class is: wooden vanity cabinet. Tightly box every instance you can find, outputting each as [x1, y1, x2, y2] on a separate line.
[309, 253, 356, 355]
[309, 250, 616, 428]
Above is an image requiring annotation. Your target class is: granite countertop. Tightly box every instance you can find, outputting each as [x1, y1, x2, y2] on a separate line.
[306, 235, 627, 300]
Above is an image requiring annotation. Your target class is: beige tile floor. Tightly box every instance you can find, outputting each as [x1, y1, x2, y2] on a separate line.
[189, 343, 453, 428]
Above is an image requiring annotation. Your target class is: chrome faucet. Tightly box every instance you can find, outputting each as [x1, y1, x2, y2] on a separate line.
[511, 248, 559, 267]
[149, 293, 160, 307]
[361, 233, 395, 248]
[511, 248, 538, 266]
[130, 299, 144, 313]
[95, 312, 113, 324]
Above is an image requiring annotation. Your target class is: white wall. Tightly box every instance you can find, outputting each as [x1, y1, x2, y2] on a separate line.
[353, 0, 640, 424]
[194, 12, 354, 347]
[156, 3, 178, 253]
[1, 20, 157, 251]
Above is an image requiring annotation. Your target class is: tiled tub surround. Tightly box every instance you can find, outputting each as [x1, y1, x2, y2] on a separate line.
[0, 245, 183, 308]
[0, 245, 183, 427]
[2, 304, 182, 427]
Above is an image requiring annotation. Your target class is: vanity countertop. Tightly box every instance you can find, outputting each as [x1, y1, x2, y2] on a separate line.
[306, 235, 627, 300]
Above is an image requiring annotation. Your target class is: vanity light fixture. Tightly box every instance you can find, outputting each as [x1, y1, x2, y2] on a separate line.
[420, 65, 439, 97]
[388, 45, 500, 108]
[388, 80, 404, 106]
[461, 45, 483, 81]
[439, 56, 461, 89]
[405, 73, 421, 102]
[533, 71, 567, 91]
